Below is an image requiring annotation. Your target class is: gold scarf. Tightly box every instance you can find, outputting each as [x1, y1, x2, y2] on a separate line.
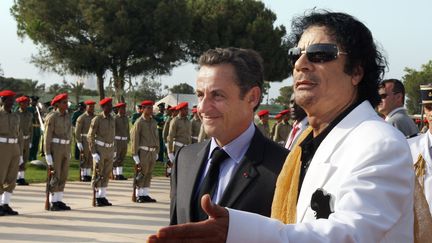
[271, 126, 313, 223]
[413, 153, 432, 243]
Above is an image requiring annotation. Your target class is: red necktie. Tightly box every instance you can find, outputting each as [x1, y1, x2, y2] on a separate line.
[287, 122, 300, 149]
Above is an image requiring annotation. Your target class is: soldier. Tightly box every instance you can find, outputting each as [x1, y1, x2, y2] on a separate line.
[190, 107, 201, 143]
[71, 102, 85, 160]
[15, 96, 33, 186]
[272, 109, 292, 146]
[75, 100, 96, 182]
[28, 96, 42, 161]
[162, 106, 176, 150]
[197, 123, 209, 142]
[113, 102, 129, 180]
[0, 90, 21, 216]
[270, 113, 282, 141]
[167, 102, 191, 163]
[88, 97, 115, 207]
[131, 100, 160, 203]
[131, 104, 142, 125]
[44, 93, 72, 211]
[256, 109, 270, 138]
[154, 103, 166, 162]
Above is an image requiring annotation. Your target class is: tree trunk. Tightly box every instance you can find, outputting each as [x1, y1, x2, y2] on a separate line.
[96, 71, 105, 101]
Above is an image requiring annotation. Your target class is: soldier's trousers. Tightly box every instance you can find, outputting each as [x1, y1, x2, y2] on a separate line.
[137, 149, 156, 188]
[0, 143, 20, 194]
[50, 143, 70, 192]
[113, 140, 127, 167]
[19, 137, 31, 171]
[29, 127, 41, 160]
[81, 140, 92, 169]
[93, 146, 114, 188]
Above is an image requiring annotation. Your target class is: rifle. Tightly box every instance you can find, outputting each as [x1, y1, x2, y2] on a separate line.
[45, 166, 54, 210]
[92, 165, 102, 207]
[132, 164, 141, 202]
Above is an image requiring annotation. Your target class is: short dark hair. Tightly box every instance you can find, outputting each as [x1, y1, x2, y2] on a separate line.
[290, 10, 387, 108]
[380, 79, 405, 103]
[198, 47, 264, 111]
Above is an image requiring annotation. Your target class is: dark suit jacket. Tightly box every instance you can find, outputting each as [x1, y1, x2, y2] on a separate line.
[170, 128, 288, 225]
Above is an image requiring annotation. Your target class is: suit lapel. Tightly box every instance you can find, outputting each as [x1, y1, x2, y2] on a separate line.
[296, 101, 374, 222]
[218, 129, 264, 207]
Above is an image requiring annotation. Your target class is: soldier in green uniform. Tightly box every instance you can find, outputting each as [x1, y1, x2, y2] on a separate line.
[75, 100, 96, 182]
[190, 107, 201, 144]
[15, 96, 33, 186]
[71, 102, 85, 160]
[88, 98, 115, 206]
[272, 109, 292, 146]
[167, 102, 191, 163]
[131, 100, 160, 202]
[44, 93, 72, 211]
[130, 104, 142, 125]
[113, 102, 129, 180]
[256, 109, 270, 139]
[154, 103, 166, 162]
[28, 96, 41, 161]
[0, 90, 21, 216]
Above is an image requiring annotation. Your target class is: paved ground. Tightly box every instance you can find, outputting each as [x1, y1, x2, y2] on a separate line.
[0, 177, 171, 243]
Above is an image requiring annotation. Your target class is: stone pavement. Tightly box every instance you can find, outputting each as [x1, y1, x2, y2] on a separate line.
[0, 177, 171, 242]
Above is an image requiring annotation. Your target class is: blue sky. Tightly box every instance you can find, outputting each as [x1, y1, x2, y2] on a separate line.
[1, 0, 431, 100]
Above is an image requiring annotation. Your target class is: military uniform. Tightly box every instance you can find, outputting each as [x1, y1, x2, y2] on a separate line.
[0, 90, 22, 216]
[71, 104, 85, 160]
[16, 96, 33, 185]
[273, 121, 291, 146]
[113, 104, 130, 180]
[167, 115, 192, 156]
[44, 93, 72, 211]
[75, 111, 95, 181]
[191, 116, 201, 144]
[154, 110, 165, 162]
[131, 109, 160, 202]
[28, 99, 42, 161]
[257, 122, 270, 139]
[88, 97, 115, 206]
[197, 123, 209, 142]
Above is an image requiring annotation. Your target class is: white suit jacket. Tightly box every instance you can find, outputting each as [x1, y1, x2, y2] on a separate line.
[408, 132, 432, 214]
[227, 101, 414, 243]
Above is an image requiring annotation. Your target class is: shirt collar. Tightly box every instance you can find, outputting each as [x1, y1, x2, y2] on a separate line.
[385, 107, 405, 120]
[208, 122, 255, 163]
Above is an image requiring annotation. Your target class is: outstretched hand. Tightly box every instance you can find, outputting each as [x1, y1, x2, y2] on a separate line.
[147, 194, 229, 243]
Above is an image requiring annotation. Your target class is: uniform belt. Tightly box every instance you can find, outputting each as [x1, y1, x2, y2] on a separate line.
[115, 136, 128, 141]
[139, 146, 156, 152]
[0, 137, 18, 144]
[33, 124, 40, 127]
[95, 139, 114, 148]
[81, 134, 87, 137]
[23, 135, 31, 140]
[174, 141, 185, 147]
[52, 138, 70, 144]
[191, 136, 198, 140]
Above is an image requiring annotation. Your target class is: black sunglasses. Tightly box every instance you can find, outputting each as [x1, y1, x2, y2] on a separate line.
[288, 43, 347, 65]
[379, 92, 400, 99]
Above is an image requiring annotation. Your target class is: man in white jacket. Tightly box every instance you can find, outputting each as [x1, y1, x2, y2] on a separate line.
[148, 10, 414, 243]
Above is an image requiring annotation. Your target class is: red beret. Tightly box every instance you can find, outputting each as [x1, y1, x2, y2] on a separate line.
[176, 102, 188, 110]
[141, 100, 154, 107]
[280, 109, 290, 115]
[51, 93, 68, 106]
[274, 113, 282, 119]
[257, 109, 269, 117]
[192, 108, 198, 113]
[84, 100, 96, 105]
[114, 102, 126, 108]
[0, 90, 16, 97]
[168, 106, 176, 111]
[99, 97, 112, 106]
[16, 96, 30, 103]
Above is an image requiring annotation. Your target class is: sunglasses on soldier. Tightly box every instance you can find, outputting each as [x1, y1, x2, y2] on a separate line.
[288, 43, 348, 66]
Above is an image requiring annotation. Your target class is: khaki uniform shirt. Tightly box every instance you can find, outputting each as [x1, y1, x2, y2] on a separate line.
[0, 107, 22, 152]
[163, 116, 173, 142]
[256, 121, 270, 139]
[75, 112, 95, 143]
[197, 123, 209, 142]
[167, 115, 191, 153]
[191, 117, 202, 141]
[273, 121, 291, 145]
[87, 112, 115, 154]
[43, 110, 72, 155]
[131, 115, 159, 155]
[114, 114, 130, 142]
[17, 108, 33, 141]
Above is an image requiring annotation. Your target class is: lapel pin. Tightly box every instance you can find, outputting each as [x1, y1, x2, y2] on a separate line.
[243, 172, 249, 178]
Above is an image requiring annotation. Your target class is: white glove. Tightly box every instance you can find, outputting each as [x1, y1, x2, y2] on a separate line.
[46, 154, 53, 166]
[113, 152, 117, 159]
[92, 153, 100, 163]
[29, 143, 32, 149]
[77, 142, 83, 151]
[133, 155, 140, 165]
[154, 153, 159, 161]
[19, 156, 24, 165]
[168, 153, 175, 162]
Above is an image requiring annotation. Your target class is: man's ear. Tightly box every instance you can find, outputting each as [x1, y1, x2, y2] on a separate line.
[246, 86, 261, 108]
[351, 65, 364, 86]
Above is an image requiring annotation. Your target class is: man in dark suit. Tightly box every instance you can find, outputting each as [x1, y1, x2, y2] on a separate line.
[170, 47, 288, 225]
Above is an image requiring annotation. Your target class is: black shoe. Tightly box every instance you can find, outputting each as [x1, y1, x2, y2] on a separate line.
[57, 201, 71, 210]
[49, 202, 63, 211]
[96, 197, 112, 207]
[16, 178, 30, 186]
[2, 204, 19, 215]
[0, 206, 4, 216]
[84, 176, 92, 182]
[137, 195, 157, 203]
[80, 176, 85, 182]
[114, 175, 120, 180]
[101, 197, 112, 206]
[118, 175, 127, 180]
